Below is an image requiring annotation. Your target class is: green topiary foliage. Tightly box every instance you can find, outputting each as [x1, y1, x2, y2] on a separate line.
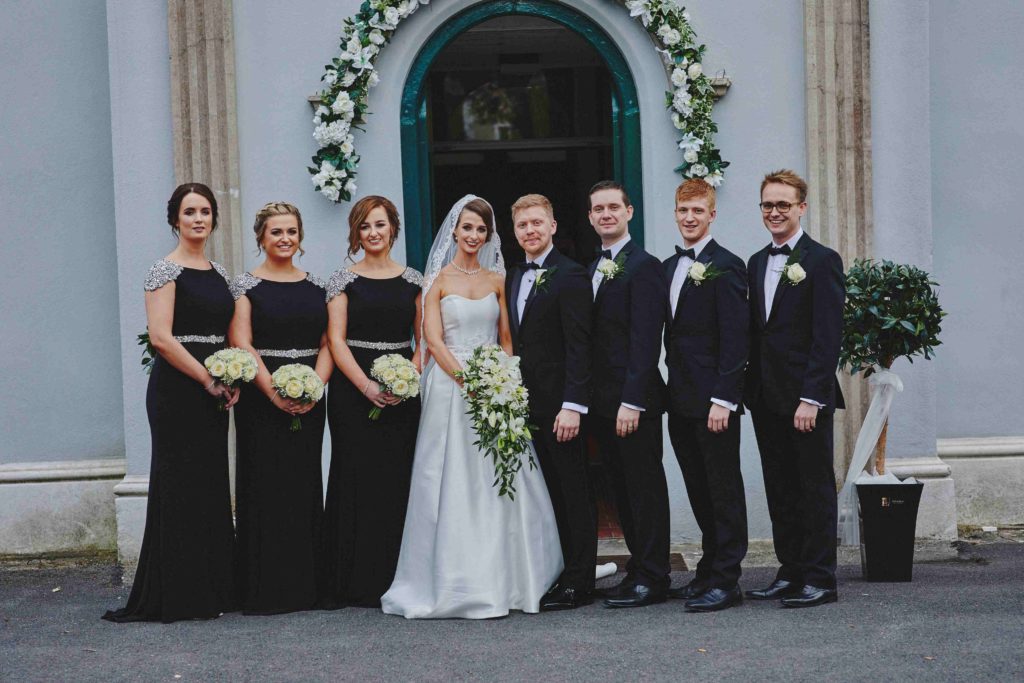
[840, 259, 945, 377]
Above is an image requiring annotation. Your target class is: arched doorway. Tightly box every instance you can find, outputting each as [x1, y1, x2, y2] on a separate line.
[400, 0, 644, 270]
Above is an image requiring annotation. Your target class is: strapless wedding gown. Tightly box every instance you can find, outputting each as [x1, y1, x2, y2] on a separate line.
[381, 292, 563, 619]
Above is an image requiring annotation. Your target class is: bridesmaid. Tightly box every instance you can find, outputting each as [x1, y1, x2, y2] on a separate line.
[228, 202, 332, 615]
[322, 195, 423, 607]
[103, 183, 239, 623]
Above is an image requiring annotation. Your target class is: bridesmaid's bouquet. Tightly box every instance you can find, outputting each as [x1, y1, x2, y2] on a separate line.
[368, 353, 420, 420]
[203, 347, 258, 409]
[271, 364, 325, 432]
[455, 345, 535, 500]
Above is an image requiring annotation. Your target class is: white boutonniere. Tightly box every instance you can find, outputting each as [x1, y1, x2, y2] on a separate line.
[597, 253, 627, 282]
[687, 261, 724, 286]
[533, 265, 557, 293]
[778, 248, 806, 286]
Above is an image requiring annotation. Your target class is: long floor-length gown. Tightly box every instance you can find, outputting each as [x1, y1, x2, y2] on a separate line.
[230, 272, 327, 615]
[322, 267, 422, 607]
[381, 292, 563, 619]
[103, 259, 237, 623]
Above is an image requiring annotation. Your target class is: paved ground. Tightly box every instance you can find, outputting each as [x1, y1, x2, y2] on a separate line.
[2, 540, 1023, 682]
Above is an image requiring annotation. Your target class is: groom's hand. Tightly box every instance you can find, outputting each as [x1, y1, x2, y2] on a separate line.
[794, 401, 819, 432]
[616, 406, 641, 438]
[553, 409, 580, 443]
[707, 403, 730, 433]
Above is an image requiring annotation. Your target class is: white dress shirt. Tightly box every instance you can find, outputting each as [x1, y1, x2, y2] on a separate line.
[518, 244, 587, 415]
[762, 228, 824, 409]
[591, 235, 643, 412]
[670, 234, 737, 413]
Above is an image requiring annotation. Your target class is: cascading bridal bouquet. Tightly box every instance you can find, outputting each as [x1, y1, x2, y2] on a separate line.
[368, 353, 420, 420]
[455, 344, 535, 500]
[203, 347, 258, 409]
[270, 363, 325, 431]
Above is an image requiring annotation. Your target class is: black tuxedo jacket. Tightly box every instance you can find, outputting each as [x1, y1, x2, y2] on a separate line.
[744, 232, 845, 415]
[662, 239, 749, 418]
[506, 248, 592, 418]
[588, 240, 668, 418]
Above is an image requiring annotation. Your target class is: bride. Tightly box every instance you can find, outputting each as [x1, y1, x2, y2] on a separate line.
[381, 195, 563, 619]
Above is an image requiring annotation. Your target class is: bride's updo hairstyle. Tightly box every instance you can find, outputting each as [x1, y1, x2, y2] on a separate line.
[457, 198, 495, 241]
[167, 182, 218, 236]
[253, 201, 305, 255]
[347, 195, 401, 257]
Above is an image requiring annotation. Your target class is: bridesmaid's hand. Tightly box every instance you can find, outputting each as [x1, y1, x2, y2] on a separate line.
[381, 391, 402, 406]
[224, 385, 241, 409]
[270, 393, 303, 415]
[364, 381, 389, 409]
[205, 380, 239, 408]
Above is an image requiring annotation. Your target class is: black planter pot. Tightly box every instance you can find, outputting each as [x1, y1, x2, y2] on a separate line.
[856, 481, 925, 582]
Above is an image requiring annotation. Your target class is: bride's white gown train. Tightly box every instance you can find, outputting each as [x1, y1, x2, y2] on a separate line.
[381, 293, 563, 619]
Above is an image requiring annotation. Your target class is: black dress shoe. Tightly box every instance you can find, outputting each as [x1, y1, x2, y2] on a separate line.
[780, 585, 838, 608]
[685, 586, 742, 612]
[540, 585, 593, 611]
[602, 584, 666, 608]
[600, 577, 636, 599]
[668, 580, 707, 601]
[745, 579, 803, 600]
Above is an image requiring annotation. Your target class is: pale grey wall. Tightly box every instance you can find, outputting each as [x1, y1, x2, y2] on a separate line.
[0, 0, 123, 464]
[930, 0, 1024, 439]
[232, 0, 807, 540]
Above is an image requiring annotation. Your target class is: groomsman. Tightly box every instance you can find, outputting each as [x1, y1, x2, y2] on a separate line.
[506, 194, 597, 610]
[745, 169, 845, 608]
[586, 180, 671, 608]
[662, 179, 749, 612]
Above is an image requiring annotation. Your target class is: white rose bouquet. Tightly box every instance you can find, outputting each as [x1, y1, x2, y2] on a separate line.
[203, 347, 258, 409]
[270, 363, 325, 431]
[368, 353, 420, 420]
[454, 345, 535, 500]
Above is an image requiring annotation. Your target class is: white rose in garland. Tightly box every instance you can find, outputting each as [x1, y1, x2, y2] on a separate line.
[311, 0, 726, 202]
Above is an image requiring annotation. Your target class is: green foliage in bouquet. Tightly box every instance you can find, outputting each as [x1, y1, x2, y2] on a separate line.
[138, 330, 156, 374]
[840, 259, 945, 376]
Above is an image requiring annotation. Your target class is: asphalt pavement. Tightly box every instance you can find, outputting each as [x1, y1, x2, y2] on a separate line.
[2, 541, 1023, 682]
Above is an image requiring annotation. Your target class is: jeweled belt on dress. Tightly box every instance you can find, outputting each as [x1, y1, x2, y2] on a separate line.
[346, 339, 411, 351]
[257, 347, 319, 358]
[174, 334, 225, 344]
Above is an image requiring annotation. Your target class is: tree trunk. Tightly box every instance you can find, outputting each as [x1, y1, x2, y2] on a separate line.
[874, 418, 889, 475]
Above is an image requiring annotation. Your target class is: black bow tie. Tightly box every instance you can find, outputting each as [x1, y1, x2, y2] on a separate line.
[598, 249, 613, 260]
[675, 246, 696, 259]
[520, 261, 540, 270]
[768, 244, 792, 257]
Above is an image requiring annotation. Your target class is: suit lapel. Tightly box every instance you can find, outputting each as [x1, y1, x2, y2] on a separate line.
[518, 250, 555, 333]
[508, 265, 522, 337]
[664, 253, 680, 322]
[674, 240, 716, 325]
[755, 248, 769, 327]
[767, 233, 811, 324]
[596, 240, 634, 305]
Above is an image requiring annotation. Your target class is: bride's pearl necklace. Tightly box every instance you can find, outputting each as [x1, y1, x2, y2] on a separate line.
[451, 262, 481, 276]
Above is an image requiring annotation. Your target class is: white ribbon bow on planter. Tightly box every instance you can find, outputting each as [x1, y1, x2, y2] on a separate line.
[837, 368, 904, 546]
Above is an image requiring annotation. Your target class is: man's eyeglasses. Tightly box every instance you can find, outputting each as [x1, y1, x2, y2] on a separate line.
[759, 201, 801, 214]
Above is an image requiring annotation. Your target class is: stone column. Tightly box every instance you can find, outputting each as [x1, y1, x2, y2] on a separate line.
[168, 0, 244, 275]
[868, 0, 954, 540]
[803, 0, 872, 483]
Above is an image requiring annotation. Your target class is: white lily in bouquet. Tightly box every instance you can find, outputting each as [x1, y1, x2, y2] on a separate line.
[270, 363, 325, 432]
[204, 347, 258, 409]
[454, 344, 535, 500]
[368, 353, 420, 420]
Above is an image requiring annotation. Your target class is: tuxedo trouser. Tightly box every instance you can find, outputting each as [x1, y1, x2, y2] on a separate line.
[668, 412, 748, 589]
[533, 414, 597, 592]
[750, 403, 837, 589]
[589, 414, 671, 589]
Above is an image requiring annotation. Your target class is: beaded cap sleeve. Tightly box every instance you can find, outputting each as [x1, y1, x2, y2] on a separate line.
[230, 272, 261, 300]
[325, 268, 358, 302]
[144, 258, 184, 292]
[211, 261, 230, 282]
[401, 268, 424, 287]
[306, 272, 327, 290]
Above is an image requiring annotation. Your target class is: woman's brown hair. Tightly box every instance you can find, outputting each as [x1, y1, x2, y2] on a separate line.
[347, 195, 401, 256]
[167, 182, 218, 235]
[457, 198, 495, 241]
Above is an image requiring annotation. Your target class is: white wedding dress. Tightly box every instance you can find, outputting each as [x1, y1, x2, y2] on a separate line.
[381, 292, 563, 619]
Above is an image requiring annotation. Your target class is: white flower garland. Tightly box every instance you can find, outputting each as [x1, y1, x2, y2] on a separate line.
[310, 0, 726, 203]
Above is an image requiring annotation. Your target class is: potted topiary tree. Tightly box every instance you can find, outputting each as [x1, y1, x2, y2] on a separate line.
[837, 259, 945, 580]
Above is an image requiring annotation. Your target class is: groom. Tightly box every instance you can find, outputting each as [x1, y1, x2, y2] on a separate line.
[586, 180, 671, 608]
[506, 194, 597, 610]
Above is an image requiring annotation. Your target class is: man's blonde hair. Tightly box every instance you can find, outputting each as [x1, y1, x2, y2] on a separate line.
[675, 179, 716, 211]
[760, 169, 808, 203]
[511, 193, 554, 221]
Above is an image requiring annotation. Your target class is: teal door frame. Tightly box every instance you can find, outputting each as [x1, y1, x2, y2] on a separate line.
[400, 0, 644, 270]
